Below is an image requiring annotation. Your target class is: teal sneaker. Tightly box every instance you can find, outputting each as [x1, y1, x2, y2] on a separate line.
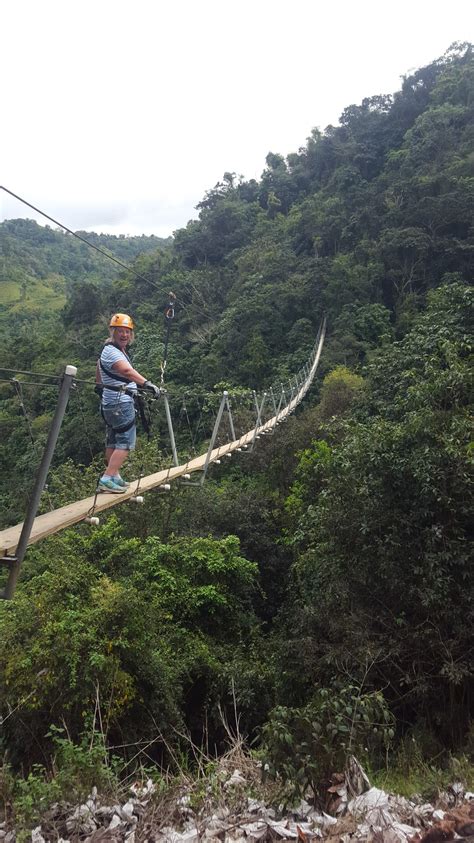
[114, 477, 130, 488]
[97, 477, 126, 494]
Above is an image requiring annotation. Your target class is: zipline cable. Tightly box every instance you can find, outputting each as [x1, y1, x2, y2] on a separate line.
[0, 184, 218, 326]
[3, 189, 325, 460]
[1, 186, 163, 293]
[174, 287, 215, 323]
[2, 186, 214, 323]
[160, 291, 176, 384]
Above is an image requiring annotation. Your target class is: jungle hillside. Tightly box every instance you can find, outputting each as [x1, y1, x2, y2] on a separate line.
[0, 43, 473, 831]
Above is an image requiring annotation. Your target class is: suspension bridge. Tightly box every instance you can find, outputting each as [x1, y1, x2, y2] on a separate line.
[0, 321, 326, 598]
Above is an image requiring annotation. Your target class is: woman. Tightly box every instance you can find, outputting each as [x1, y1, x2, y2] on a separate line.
[96, 312, 160, 493]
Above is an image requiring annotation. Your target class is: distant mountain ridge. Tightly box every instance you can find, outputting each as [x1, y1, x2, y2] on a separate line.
[0, 218, 171, 318]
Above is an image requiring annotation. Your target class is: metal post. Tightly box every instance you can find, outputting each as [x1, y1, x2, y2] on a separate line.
[162, 392, 179, 467]
[304, 363, 310, 391]
[301, 365, 307, 391]
[180, 391, 229, 487]
[252, 391, 259, 419]
[268, 387, 278, 434]
[249, 390, 259, 448]
[260, 392, 267, 427]
[201, 392, 228, 481]
[288, 384, 296, 415]
[3, 365, 77, 600]
[274, 386, 285, 428]
[280, 384, 287, 418]
[249, 391, 267, 450]
[225, 395, 236, 442]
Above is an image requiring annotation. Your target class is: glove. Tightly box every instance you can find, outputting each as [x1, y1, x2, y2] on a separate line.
[143, 380, 161, 398]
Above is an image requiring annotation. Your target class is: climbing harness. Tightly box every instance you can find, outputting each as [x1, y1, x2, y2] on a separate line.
[96, 343, 153, 439]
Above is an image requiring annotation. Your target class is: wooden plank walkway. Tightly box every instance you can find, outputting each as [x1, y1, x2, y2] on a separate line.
[0, 327, 324, 556]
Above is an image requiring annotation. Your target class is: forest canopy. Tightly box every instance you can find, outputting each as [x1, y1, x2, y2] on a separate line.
[0, 43, 472, 811]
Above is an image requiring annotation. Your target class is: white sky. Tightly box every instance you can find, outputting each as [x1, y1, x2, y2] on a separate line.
[1, 0, 472, 237]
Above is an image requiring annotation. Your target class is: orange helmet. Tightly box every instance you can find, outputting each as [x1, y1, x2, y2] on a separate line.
[109, 313, 134, 330]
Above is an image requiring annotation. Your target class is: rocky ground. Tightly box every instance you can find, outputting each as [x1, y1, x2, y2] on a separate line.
[1, 752, 473, 842]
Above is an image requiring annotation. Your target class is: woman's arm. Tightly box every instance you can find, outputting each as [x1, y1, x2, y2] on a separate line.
[112, 359, 147, 386]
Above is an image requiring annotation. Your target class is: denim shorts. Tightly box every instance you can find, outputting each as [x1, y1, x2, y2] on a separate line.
[102, 401, 137, 451]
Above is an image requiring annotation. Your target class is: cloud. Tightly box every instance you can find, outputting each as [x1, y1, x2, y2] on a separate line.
[2, 0, 472, 238]
[1, 192, 199, 237]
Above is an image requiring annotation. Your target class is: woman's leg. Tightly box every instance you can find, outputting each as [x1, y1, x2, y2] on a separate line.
[101, 403, 136, 482]
[106, 447, 129, 477]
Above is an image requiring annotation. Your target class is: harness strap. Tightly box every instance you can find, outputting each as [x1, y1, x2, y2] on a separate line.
[135, 393, 151, 439]
[97, 343, 151, 439]
[96, 389, 151, 438]
[99, 360, 131, 384]
[99, 348, 131, 384]
[94, 384, 136, 396]
[100, 403, 136, 434]
[99, 342, 134, 384]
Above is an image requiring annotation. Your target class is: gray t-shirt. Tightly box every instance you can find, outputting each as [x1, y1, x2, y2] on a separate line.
[100, 344, 137, 406]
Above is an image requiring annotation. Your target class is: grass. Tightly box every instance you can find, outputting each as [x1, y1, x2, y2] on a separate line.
[2, 727, 474, 841]
[0, 275, 66, 313]
[372, 747, 474, 800]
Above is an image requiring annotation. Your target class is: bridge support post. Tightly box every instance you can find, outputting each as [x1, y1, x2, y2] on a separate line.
[249, 391, 267, 450]
[267, 388, 279, 434]
[226, 395, 236, 442]
[162, 392, 179, 467]
[200, 391, 228, 482]
[273, 387, 284, 430]
[3, 365, 77, 600]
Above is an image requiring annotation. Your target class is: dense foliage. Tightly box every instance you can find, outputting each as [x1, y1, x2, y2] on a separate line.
[0, 44, 472, 802]
[278, 284, 472, 742]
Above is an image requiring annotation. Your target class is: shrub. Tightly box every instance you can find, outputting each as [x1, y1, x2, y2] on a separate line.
[261, 683, 394, 799]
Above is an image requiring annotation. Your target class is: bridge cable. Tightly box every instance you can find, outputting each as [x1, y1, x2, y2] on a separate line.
[0, 368, 62, 382]
[11, 378, 56, 513]
[179, 395, 196, 455]
[11, 379, 35, 446]
[73, 383, 96, 463]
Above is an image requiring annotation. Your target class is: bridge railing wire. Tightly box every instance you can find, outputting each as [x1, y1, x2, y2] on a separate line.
[0, 320, 325, 529]
[0, 377, 63, 528]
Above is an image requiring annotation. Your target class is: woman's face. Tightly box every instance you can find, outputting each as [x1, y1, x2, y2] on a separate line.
[115, 326, 132, 349]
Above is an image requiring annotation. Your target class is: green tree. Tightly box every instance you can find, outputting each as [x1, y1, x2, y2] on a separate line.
[0, 522, 260, 767]
[280, 283, 473, 743]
